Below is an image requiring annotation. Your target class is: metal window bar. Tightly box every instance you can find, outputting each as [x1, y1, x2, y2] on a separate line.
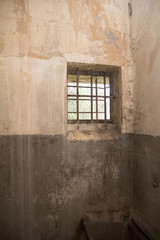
[68, 94, 113, 98]
[91, 70, 93, 122]
[68, 85, 110, 89]
[68, 69, 110, 76]
[68, 98, 111, 101]
[68, 112, 104, 113]
[104, 73, 107, 123]
[95, 78, 98, 120]
[109, 74, 112, 121]
[69, 120, 112, 124]
[77, 68, 79, 128]
[67, 70, 113, 122]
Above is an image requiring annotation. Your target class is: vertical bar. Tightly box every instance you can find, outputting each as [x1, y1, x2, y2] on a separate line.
[109, 74, 112, 122]
[91, 69, 93, 122]
[104, 73, 107, 123]
[96, 78, 98, 120]
[77, 68, 79, 129]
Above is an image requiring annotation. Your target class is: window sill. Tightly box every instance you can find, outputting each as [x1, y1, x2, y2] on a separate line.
[67, 123, 120, 141]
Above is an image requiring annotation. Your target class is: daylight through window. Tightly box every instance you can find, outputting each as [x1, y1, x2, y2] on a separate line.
[67, 68, 113, 123]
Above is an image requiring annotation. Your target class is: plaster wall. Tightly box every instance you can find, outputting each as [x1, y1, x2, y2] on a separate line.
[0, 134, 133, 240]
[0, 1, 134, 240]
[130, 0, 160, 136]
[129, 0, 160, 238]
[0, 0, 133, 135]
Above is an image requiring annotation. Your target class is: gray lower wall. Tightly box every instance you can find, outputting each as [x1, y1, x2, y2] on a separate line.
[132, 134, 160, 239]
[1, 134, 160, 240]
[0, 134, 133, 240]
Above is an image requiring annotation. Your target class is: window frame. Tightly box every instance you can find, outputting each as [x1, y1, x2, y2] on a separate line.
[67, 68, 114, 124]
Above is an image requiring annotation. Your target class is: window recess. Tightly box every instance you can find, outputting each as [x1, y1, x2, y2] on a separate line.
[67, 68, 115, 124]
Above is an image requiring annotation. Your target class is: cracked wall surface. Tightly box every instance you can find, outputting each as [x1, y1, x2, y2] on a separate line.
[130, 0, 160, 136]
[0, 0, 160, 239]
[129, 0, 160, 238]
[0, 0, 133, 135]
[0, 1, 134, 240]
[0, 134, 133, 240]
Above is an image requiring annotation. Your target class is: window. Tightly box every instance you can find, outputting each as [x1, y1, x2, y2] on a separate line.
[67, 68, 114, 124]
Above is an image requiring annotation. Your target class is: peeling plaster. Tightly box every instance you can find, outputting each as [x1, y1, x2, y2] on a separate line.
[105, 30, 119, 49]
[0, 0, 132, 135]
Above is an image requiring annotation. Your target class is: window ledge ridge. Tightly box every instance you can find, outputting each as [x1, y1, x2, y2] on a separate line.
[67, 129, 120, 141]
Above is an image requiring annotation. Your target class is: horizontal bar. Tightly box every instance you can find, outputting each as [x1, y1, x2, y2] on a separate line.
[67, 85, 110, 89]
[68, 112, 105, 113]
[67, 94, 114, 98]
[68, 98, 106, 101]
[68, 70, 110, 77]
[68, 120, 112, 124]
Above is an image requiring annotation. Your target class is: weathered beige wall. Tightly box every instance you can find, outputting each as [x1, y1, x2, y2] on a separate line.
[0, 0, 133, 135]
[130, 0, 160, 136]
[130, 2, 160, 237]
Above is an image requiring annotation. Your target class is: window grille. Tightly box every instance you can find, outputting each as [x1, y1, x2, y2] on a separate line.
[67, 68, 113, 123]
